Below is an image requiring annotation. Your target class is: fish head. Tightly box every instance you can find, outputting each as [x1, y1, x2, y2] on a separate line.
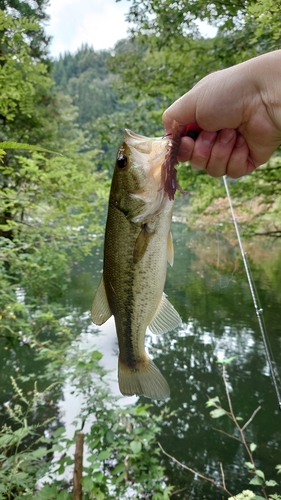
[110, 130, 173, 223]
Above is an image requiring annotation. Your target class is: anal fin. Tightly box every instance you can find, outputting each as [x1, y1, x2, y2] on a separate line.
[149, 293, 181, 334]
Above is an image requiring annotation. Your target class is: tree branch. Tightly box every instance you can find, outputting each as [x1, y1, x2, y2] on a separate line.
[158, 442, 233, 498]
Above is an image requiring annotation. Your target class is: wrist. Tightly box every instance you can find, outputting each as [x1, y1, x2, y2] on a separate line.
[250, 50, 281, 132]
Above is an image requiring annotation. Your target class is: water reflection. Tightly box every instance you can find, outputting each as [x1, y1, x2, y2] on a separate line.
[59, 316, 137, 441]
[1, 223, 281, 499]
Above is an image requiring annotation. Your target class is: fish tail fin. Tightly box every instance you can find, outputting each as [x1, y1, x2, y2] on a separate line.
[118, 356, 170, 400]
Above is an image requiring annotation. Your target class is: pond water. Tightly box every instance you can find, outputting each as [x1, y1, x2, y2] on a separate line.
[1, 219, 281, 499]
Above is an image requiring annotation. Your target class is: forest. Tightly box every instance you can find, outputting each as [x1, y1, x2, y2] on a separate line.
[0, 0, 281, 498]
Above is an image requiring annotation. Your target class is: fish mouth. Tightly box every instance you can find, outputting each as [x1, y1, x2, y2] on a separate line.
[124, 129, 172, 223]
[125, 129, 168, 180]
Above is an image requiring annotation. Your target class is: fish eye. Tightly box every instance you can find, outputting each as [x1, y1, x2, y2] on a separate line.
[117, 154, 127, 169]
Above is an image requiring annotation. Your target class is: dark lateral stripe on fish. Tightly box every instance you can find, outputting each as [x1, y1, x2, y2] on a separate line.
[120, 293, 137, 369]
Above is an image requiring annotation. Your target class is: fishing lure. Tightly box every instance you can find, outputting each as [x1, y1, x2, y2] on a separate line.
[162, 120, 201, 200]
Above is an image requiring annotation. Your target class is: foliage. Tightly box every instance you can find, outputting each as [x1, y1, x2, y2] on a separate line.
[0, 340, 173, 499]
[51, 44, 162, 178]
[122, 0, 281, 56]
[110, 0, 281, 238]
[0, 377, 57, 500]
[0, 10, 52, 125]
[52, 45, 122, 128]
[2, 0, 281, 498]
[0, 0, 51, 60]
[41, 405, 173, 500]
[206, 361, 281, 499]
[159, 360, 281, 499]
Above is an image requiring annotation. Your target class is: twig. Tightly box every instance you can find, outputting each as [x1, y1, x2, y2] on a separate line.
[158, 442, 233, 498]
[220, 462, 227, 491]
[242, 406, 262, 432]
[170, 487, 187, 497]
[212, 427, 242, 443]
[221, 365, 269, 500]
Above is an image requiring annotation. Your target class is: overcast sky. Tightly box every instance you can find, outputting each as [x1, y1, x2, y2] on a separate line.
[45, 0, 130, 58]
[45, 0, 216, 59]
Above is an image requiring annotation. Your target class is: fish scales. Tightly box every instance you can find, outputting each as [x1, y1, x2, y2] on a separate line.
[91, 129, 182, 400]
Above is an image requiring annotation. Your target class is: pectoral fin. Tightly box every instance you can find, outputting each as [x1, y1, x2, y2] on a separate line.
[167, 231, 174, 266]
[133, 224, 155, 263]
[91, 275, 112, 325]
[149, 293, 181, 334]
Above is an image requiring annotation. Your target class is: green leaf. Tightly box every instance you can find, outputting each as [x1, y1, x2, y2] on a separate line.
[275, 465, 281, 474]
[36, 484, 58, 499]
[0, 141, 63, 156]
[57, 491, 71, 500]
[255, 469, 265, 480]
[91, 489, 105, 500]
[206, 396, 220, 407]
[31, 446, 47, 459]
[216, 356, 236, 364]
[0, 434, 13, 446]
[249, 443, 257, 452]
[52, 426, 65, 438]
[265, 480, 279, 487]
[135, 405, 150, 414]
[15, 472, 29, 480]
[245, 462, 255, 470]
[106, 430, 114, 443]
[51, 444, 65, 452]
[98, 449, 111, 461]
[130, 440, 142, 453]
[112, 462, 126, 475]
[86, 458, 100, 469]
[92, 471, 103, 482]
[115, 471, 126, 483]
[91, 350, 103, 360]
[249, 477, 264, 485]
[82, 476, 94, 492]
[210, 408, 226, 418]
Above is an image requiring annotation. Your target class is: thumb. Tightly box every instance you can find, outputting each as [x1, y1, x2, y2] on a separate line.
[162, 92, 198, 134]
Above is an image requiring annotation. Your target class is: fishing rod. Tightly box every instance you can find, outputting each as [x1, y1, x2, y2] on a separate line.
[223, 175, 281, 410]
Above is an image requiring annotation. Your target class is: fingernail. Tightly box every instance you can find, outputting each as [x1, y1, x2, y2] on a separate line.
[235, 134, 245, 148]
[201, 131, 217, 145]
[219, 129, 236, 144]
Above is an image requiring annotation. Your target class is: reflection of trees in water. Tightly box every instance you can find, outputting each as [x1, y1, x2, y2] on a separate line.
[145, 322, 281, 499]
[0, 309, 92, 449]
[1, 227, 280, 498]
[144, 227, 281, 499]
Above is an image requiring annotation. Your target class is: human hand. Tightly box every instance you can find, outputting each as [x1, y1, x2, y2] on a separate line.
[163, 51, 281, 178]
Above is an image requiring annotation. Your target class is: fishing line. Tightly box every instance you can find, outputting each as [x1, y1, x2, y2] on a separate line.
[223, 175, 281, 409]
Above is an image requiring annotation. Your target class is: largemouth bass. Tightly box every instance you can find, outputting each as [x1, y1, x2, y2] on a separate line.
[91, 129, 181, 400]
